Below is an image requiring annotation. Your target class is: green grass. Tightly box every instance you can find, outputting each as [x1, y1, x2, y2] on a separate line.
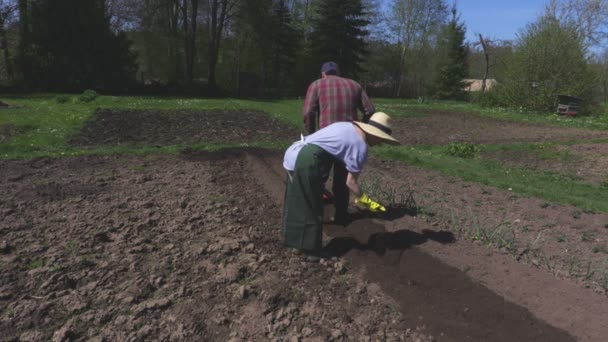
[0, 95, 302, 159]
[374, 98, 608, 130]
[2, 94, 608, 214]
[375, 144, 608, 213]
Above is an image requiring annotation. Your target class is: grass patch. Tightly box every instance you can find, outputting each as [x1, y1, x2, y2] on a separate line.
[0, 95, 298, 159]
[375, 144, 608, 213]
[378, 98, 608, 131]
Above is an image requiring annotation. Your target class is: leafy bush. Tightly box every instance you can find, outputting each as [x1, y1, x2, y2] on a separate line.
[469, 89, 503, 108]
[78, 89, 99, 103]
[446, 142, 480, 158]
[499, 18, 593, 113]
[55, 95, 71, 104]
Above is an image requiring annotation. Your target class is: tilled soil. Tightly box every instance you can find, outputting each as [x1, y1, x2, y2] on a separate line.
[0, 152, 432, 341]
[392, 110, 608, 145]
[67, 109, 301, 147]
[1, 149, 607, 341]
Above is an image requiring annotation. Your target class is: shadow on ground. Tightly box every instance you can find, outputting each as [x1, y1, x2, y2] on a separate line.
[323, 227, 454, 258]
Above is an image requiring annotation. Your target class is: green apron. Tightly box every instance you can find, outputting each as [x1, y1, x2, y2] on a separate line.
[282, 144, 333, 251]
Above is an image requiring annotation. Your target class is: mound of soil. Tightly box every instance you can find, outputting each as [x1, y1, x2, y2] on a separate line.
[0, 124, 32, 143]
[392, 110, 608, 145]
[68, 109, 301, 147]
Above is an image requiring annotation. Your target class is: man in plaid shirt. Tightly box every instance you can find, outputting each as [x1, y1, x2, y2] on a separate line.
[302, 61, 375, 224]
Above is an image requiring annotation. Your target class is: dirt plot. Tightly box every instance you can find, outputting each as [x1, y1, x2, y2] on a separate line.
[482, 143, 608, 186]
[68, 109, 301, 147]
[1, 152, 436, 341]
[392, 110, 608, 145]
[4, 150, 607, 340]
[0, 124, 32, 143]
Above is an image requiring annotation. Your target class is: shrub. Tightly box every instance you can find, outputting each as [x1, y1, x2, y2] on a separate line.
[78, 89, 99, 103]
[469, 89, 503, 108]
[446, 142, 480, 158]
[55, 95, 71, 104]
[499, 18, 593, 113]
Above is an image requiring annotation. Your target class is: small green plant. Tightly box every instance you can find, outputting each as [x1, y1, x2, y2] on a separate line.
[592, 245, 607, 254]
[66, 239, 78, 256]
[5, 307, 15, 318]
[556, 234, 567, 242]
[78, 89, 99, 103]
[540, 202, 550, 209]
[572, 210, 582, 219]
[604, 223, 608, 229]
[55, 95, 70, 104]
[446, 142, 480, 159]
[581, 231, 594, 242]
[27, 259, 45, 270]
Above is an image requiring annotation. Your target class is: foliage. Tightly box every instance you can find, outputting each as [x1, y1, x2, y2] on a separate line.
[386, 0, 449, 98]
[498, 18, 594, 113]
[24, 0, 137, 92]
[55, 95, 71, 104]
[308, 0, 370, 78]
[78, 90, 99, 103]
[431, 6, 469, 100]
[468, 88, 503, 108]
[446, 141, 480, 158]
[231, 0, 302, 96]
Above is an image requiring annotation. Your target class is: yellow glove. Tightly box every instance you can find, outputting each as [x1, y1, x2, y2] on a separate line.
[355, 193, 386, 213]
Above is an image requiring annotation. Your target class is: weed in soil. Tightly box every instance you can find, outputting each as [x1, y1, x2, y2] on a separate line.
[581, 232, 595, 242]
[446, 142, 480, 159]
[556, 234, 567, 243]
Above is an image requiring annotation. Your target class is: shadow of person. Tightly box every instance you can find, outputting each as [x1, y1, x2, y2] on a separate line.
[338, 204, 418, 225]
[322, 228, 455, 258]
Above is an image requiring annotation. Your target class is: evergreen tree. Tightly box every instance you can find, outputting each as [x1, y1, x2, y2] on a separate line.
[269, 0, 301, 92]
[308, 0, 369, 78]
[27, 0, 137, 91]
[432, 5, 468, 99]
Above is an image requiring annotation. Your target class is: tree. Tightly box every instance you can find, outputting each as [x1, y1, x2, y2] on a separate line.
[27, 0, 137, 91]
[308, 0, 370, 78]
[388, 0, 448, 97]
[205, 0, 239, 92]
[544, 0, 608, 49]
[598, 49, 608, 102]
[500, 17, 593, 112]
[0, 0, 16, 82]
[432, 5, 468, 99]
[181, 0, 199, 84]
[268, 0, 301, 92]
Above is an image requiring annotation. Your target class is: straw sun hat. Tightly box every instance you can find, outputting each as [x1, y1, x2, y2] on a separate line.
[353, 112, 399, 144]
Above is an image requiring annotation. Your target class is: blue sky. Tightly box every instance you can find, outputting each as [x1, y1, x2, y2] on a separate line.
[456, 0, 547, 43]
[379, 0, 548, 43]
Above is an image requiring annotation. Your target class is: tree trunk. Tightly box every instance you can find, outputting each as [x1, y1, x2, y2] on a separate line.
[18, 0, 28, 80]
[478, 34, 490, 92]
[0, 21, 13, 81]
[207, 0, 236, 93]
[182, 0, 199, 85]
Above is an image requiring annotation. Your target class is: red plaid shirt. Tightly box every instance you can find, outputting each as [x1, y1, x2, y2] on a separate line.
[303, 75, 375, 133]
